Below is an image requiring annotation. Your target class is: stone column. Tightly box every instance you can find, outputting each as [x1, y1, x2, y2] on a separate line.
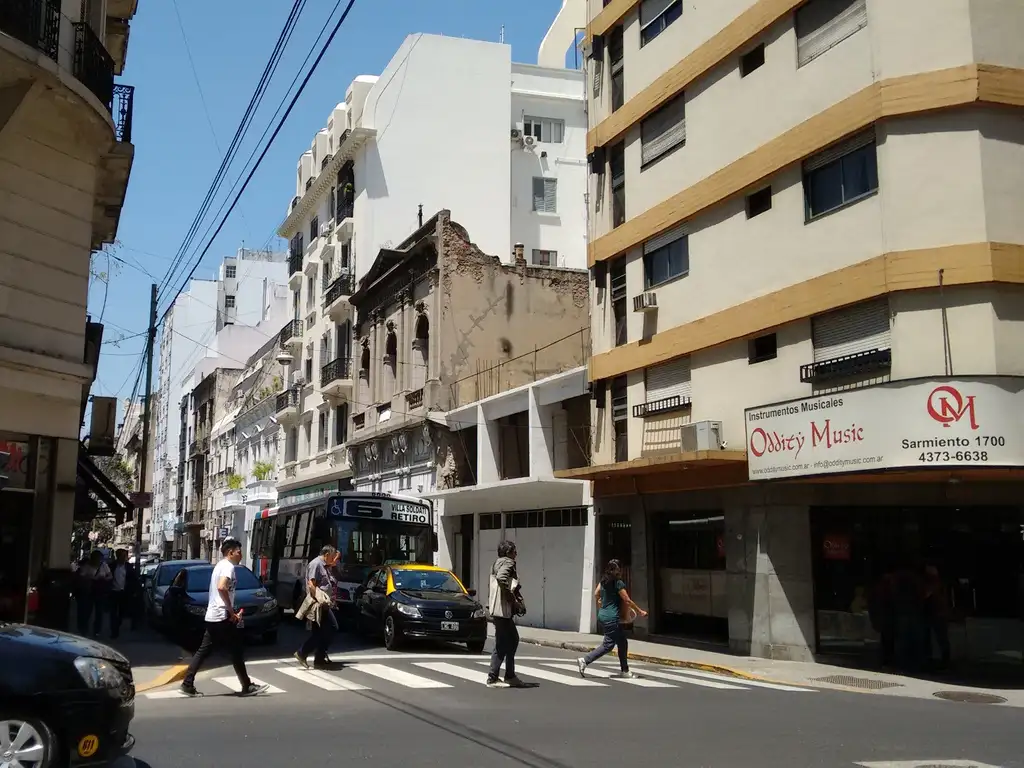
[527, 387, 553, 477]
[476, 404, 499, 484]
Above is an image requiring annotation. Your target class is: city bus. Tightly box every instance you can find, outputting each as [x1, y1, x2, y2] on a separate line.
[250, 491, 436, 616]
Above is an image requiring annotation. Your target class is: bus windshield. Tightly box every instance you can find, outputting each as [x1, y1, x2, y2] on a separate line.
[333, 518, 432, 584]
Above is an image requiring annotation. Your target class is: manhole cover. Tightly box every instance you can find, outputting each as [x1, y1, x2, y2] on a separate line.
[812, 674, 903, 690]
[933, 690, 1007, 704]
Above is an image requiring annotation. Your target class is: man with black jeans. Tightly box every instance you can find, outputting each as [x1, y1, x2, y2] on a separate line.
[294, 545, 341, 669]
[180, 538, 267, 697]
[486, 540, 524, 688]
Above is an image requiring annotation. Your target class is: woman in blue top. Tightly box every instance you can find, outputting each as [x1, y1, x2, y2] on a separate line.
[576, 559, 647, 679]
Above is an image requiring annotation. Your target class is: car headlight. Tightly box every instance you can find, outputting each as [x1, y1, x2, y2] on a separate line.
[185, 604, 206, 616]
[471, 607, 487, 619]
[395, 603, 421, 618]
[74, 657, 124, 689]
[260, 598, 278, 613]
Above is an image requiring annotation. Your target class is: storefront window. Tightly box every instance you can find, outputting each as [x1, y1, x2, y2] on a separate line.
[653, 512, 727, 641]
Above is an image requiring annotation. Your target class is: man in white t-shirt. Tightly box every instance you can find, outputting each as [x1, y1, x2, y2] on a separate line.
[180, 538, 267, 697]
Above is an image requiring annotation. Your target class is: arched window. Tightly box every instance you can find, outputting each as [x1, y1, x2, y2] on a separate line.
[412, 313, 429, 389]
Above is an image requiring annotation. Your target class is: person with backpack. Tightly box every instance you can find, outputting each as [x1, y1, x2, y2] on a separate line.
[486, 540, 526, 688]
[576, 559, 647, 679]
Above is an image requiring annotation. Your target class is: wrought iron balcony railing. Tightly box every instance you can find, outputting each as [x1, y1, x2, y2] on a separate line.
[320, 357, 352, 388]
[288, 251, 303, 276]
[323, 275, 355, 307]
[73, 21, 114, 111]
[112, 84, 134, 142]
[0, 0, 59, 62]
[276, 388, 300, 413]
[279, 318, 302, 345]
[336, 202, 354, 222]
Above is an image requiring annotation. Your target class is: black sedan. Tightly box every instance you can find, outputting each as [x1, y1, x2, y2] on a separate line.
[0, 623, 134, 766]
[355, 565, 487, 653]
[162, 564, 280, 644]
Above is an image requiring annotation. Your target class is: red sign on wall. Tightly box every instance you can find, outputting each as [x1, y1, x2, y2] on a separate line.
[822, 534, 851, 561]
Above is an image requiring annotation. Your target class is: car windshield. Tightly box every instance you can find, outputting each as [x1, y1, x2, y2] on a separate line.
[185, 565, 262, 592]
[391, 569, 463, 594]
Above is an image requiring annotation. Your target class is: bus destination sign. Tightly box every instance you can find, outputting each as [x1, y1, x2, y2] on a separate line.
[327, 495, 430, 525]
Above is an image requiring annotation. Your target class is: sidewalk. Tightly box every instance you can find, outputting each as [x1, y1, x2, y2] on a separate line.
[500, 624, 1024, 708]
[100, 624, 191, 693]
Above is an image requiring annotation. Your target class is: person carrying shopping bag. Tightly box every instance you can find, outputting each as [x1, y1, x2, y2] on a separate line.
[294, 545, 341, 669]
[486, 540, 527, 688]
[577, 559, 647, 679]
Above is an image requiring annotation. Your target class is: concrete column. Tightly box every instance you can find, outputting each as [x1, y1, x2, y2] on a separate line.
[476, 405, 500, 484]
[578, 493, 597, 633]
[47, 438, 77, 566]
[725, 503, 815, 662]
[436, 499, 454, 571]
[629, 506, 653, 637]
[527, 388, 554, 477]
[552, 407, 568, 473]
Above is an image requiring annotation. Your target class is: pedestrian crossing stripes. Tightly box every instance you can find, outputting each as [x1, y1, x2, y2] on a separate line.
[142, 657, 815, 701]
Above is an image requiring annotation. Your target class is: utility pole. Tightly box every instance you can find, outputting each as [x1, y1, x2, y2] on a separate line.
[133, 284, 157, 565]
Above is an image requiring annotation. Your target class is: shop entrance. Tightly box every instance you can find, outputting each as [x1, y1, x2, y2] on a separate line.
[0, 491, 33, 622]
[811, 506, 1024, 667]
[598, 514, 632, 587]
[651, 512, 728, 642]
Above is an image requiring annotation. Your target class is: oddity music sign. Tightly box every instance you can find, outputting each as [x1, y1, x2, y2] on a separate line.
[744, 377, 1024, 481]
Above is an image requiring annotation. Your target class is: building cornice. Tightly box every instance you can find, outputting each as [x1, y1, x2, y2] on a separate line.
[277, 126, 375, 240]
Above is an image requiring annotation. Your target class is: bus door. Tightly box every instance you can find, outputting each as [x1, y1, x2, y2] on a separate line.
[269, 518, 288, 599]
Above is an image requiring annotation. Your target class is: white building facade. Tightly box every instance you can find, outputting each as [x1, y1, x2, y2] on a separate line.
[270, 13, 588, 512]
[152, 248, 287, 555]
[424, 367, 595, 633]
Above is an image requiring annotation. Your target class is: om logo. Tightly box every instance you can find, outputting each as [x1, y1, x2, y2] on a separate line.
[926, 385, 979, 430]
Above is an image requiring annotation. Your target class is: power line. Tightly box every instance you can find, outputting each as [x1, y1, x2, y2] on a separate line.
[158, 0, 358, 322]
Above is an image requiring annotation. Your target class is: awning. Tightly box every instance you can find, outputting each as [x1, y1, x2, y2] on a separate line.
[77, 448, 134, 525]
[421, 477, 589, 516]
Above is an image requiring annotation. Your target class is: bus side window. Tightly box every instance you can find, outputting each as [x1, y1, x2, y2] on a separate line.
[310, 516, 331, 556]
[291, 510, 312, 560]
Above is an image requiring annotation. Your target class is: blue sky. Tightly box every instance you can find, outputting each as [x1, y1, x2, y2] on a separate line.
[88, 0, 580, 419]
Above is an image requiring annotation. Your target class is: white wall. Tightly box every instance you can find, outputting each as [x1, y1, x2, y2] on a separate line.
[354, 34, 513, 282]
[510, 64, 588, 269]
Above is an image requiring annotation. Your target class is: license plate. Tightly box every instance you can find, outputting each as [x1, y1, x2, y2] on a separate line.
[441, 621, 459, 631]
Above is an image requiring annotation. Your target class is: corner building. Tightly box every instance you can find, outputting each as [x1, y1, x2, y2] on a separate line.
[567, 0, 1024, 667]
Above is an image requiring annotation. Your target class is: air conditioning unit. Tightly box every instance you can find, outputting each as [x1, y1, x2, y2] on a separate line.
[633, 292, 657, 312]
[291, 370, 305, 387]
[510, 128, 522, 140]
[680, 421, 724, 452]
[320, 222, 331, 237]
[524, 135, 536, 148]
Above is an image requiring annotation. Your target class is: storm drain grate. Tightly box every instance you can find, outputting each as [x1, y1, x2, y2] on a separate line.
[933, 690, 1007, 705]
[811, 674, 903, 690]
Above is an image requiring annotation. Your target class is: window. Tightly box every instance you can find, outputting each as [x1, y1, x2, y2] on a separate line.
[310, 216, 319, 242]
[307, 276, 315, 307]
[523, 116, 564, 143]
[335, 403, 348, 445]
[225, 265, 236, 279]
[643, 225, 688, 288]
[641, 92, 685, 166]
[812, 298, 890, 363]
[746, 186, 772, 218]
[645, 357, 691, 403]
[796, 0, 867, 67]
[303, 420, 312, 457]
[640, 0, 682, 46]
[224, 295, 236, 309]
[304, 356, 313, 383]
[610, 142, 626, 228]
[328, 187, 336, 220]
[611, 376, 628, 463]
[804, 132, 878, 219]
[318, 411, 328, 451]
[610, 259, 627, 347]
[609, 26, 624, 112]
[532, 249, 556, 266]
[532, 177, 557, 214]
[740, 43, 765, 76]
[748, 333, 778, 364]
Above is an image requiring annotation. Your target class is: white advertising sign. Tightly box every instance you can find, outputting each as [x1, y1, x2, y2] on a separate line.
[744, 377, 1024, 481]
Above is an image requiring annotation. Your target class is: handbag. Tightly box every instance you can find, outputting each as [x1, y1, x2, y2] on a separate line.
[510, 578, 527, 617]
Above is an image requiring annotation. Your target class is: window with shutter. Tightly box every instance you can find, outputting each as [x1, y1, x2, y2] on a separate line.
[645, 357, 692, 401]
[532, 177, 558, 213]
[641, 93, 685, 166]
[804, 131, 877, 219]
[812, 298, 890, 362]
[640, 0, 682, 46]
[643, 224, 689, 287]
[796, 0, 867, 67]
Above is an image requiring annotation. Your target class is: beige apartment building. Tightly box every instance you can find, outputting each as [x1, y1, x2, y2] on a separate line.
[0, 0, 138, 624]
[564, 0, 1024, 670]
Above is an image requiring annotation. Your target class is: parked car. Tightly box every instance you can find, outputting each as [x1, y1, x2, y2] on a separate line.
[144, 559, 207, 626]
[0, 623, 135, 766]
[355, 564, 487, 653]
[162, 564, 279, 644]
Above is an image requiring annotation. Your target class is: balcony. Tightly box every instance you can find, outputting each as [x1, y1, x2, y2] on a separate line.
[0, 0, 59, 63]
[276, 388, 300, 423]
[323, 274, 355, 321]
[111, 84, 134, 143]
[406, 388, 424, 410]
[279, 318, 303, 349]
[320, 357, 353, 398]
[336, 201, 355, 241]
[73, 21, 114, 111]
[288, 251, 303, 289]
[246, 479, 277, 505]
[800, 348, 892, 385]
[223, 489, 246, 510]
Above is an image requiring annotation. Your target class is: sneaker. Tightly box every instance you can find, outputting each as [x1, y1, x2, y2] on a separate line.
[610, 670, 639, 679]
[486, 679, 510, 688]
[293, 652, 309, 669]
[179, 683, 202, 697]
[576, 658, 587, 677]
[504, 676, 526, 688]
[240, 683, 269, 697]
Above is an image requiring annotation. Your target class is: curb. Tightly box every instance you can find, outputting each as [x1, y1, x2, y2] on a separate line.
[135, 664, 188, 693]
[517, 636, 769, 682]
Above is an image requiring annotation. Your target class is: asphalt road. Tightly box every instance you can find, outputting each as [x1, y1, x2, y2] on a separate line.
[127, 625, 1024, 768]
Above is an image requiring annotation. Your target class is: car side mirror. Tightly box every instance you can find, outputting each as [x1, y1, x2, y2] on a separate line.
[466, 588, 477, 597]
